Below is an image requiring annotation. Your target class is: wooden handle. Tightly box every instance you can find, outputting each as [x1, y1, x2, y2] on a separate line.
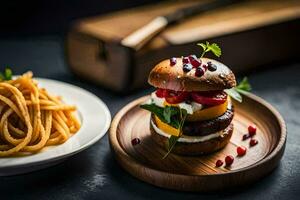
[121, 16, 168, 50]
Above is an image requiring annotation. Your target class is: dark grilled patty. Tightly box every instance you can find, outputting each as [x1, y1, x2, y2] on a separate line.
[183, 107, 234, 136]
[151, 107, 234, 137]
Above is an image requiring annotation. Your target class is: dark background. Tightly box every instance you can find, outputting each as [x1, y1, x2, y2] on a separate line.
[0, 0, 160, 36]
[0, 0, 300, 199]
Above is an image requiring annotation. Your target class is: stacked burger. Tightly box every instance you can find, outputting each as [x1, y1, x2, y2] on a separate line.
[141, 44, 237, 156]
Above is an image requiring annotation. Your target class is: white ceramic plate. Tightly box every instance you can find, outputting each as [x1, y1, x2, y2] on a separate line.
[0, 78, 111, 176]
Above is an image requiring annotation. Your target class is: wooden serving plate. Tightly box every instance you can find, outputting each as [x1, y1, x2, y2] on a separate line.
[109, 93, 286, 191]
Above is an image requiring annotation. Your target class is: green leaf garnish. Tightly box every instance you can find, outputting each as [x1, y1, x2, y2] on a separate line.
[162, 135, 179, 159]
[0, 68, 13, 81]
[4, 68, 12, 80]
[163, 106, 178, 124]
[236, 77, 251, 94]
[140, 104, 181, 129]
[163, 109, 187, 159]
[140, 103, 188, 159]
[225, 88, 242, 102]
[197, 41, 222, 58]
[225, 77, 251, 102]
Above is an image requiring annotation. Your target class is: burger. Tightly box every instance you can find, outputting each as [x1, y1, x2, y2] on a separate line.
[141, 42, 243, 157]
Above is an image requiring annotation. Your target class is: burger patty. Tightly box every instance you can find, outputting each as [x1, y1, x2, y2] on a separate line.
[183, 107, 234, 136]
[150, 123, 234, 156]
[151, 107, 234, 137]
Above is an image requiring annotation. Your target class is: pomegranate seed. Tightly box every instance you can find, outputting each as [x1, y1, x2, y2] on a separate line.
[237, 146, 247, 156]
[202, 63, 208, 71]
[131, 138, 140, 146]
[195, 67, 205, 77]
[170, 57, 177, 66]
[248, 125, 257, 137]
[183, 63, 192, 72]
[225, 155, 234, 166]
[207, 61, 217, 71]
[188, 54, 197, 61]
[190, 59, 201, 68]
[182, 57, 189, 64]
[250, 138, 258, 146]
[242, 134, 250, 141]
[215, 160, 223, 167]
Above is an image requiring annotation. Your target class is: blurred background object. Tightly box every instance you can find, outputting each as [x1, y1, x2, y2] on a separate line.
[0, 0, 160, 36]
[66, 0, 300, 92]
[0, 0, 300, 93]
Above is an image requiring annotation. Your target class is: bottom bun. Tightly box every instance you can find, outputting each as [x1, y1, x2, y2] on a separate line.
[150, 123, 233, 156]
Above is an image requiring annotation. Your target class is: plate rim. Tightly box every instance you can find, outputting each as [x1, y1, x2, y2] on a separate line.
[0, 77, 111, 169]
[109, 93, 286, 189]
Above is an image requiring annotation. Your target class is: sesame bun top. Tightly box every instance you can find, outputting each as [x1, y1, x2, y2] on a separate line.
[148, 57, 236, 91]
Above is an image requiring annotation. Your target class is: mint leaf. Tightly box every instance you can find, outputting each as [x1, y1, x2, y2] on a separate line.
[198, 43, 207, 52]
[197, 41, 222, 58]
[207, 43, 221, 57]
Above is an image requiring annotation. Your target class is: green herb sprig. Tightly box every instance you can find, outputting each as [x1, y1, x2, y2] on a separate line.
[197, 41, 222, 58]
[225, 77, 251, 102]
[162, 109, 187, 159]
[0, 68, 12, 81]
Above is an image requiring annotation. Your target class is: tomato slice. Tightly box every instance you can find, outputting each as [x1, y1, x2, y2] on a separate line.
[165, 90, 189, 104]
[155, 89, 167, 98]
[191, 91, 227, 106]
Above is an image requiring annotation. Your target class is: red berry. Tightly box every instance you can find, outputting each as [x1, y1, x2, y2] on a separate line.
[170, 57, 177, 66]
[191, 59, 201, 68]
[188, 54, 197, 61]
[250, 138, 258, 146]
[215, 160, 223, 167]
[242, 134, 250, 141]
[182, 57, 189, 64]
[248, 125, 257, 137]
[237, 146, 247, 156]
[202, 63, 208, 71]
[225, 155, 234, 166]
[131, 138, 140, 146]
[195, 67, 205, 77]
[188, 55, 201, 68]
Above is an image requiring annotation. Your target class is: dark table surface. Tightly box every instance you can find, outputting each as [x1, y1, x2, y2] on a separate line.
[0, 36, 299, 200]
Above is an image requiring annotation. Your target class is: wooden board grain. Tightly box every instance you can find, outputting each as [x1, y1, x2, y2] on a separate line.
[109, 93, 286, 191]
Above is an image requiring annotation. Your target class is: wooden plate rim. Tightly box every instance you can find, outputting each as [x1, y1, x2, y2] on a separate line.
[109, 93, 287, 178]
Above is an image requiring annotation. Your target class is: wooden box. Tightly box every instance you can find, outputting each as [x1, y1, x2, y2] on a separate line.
[66, 0, 300, 93]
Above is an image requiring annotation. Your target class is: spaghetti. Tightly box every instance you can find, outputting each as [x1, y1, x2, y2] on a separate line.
[0, 72, 80, 157]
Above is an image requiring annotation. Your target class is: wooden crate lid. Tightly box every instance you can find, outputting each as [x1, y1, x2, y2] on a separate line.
[72, 0, 300, 48]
